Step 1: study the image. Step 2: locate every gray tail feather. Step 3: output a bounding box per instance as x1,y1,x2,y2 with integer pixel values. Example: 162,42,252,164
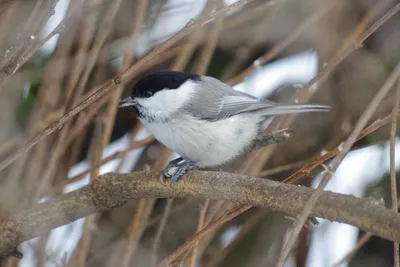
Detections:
259,104,330,116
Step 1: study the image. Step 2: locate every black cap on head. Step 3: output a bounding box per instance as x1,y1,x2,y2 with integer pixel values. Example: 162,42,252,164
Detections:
131,70,201,98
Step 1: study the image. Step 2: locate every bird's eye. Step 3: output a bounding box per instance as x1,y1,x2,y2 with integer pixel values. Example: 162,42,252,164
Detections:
145,91,153,97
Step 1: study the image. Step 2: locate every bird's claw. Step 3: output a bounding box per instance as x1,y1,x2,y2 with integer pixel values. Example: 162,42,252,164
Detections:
160,169,170,183
160,166,176,184
169,161,197,184
160,157,183,183
160,158,197,184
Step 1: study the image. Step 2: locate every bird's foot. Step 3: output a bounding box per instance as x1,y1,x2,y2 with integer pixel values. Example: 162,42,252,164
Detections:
169,161,198,184
160,157,184,183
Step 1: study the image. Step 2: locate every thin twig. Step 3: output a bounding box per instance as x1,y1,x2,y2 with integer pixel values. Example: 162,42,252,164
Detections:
303,1,400,93
169,0,214,71
223,0,278,31
0,0,59,71
121,199,155,267
332,232,373,267
390,81,400,267
205,210,267,267
73,0,124,106
259,158,314,177
275,58,400,267
283,109,400,184
113,124,146,172
188,201,234,264
151,199,174,266
0,0,19,55
333,196,400,266
0,0,81,91
191,0,224,74
73,116,105,267
64,95,114,147
147,199,196,227
120,146,170,265
157,205,251,267
0,136,21,158
171,31,202,71
64,0,99,101
337,0,394,56
22,0,45,32
228,1,336,85
99,0,149,190
187,199,210,267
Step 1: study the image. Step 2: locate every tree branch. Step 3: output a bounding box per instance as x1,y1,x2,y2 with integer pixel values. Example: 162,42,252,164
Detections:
0,171,399,257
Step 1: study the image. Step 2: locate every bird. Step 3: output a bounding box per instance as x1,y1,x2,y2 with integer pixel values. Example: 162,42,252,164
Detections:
120,69,330,183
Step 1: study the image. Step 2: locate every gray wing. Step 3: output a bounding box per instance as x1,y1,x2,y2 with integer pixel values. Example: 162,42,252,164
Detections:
185,76,329,121
184,76,261,120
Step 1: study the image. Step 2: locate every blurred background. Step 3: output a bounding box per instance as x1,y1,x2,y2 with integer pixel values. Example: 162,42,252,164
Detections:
0,0,399,266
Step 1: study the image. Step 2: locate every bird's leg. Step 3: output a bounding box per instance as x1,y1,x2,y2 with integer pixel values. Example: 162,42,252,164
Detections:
160,157,184,183
250,128,293,150
169,161,198,184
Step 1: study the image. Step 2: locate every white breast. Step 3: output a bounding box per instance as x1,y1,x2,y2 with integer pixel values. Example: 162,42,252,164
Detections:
142,114,260,167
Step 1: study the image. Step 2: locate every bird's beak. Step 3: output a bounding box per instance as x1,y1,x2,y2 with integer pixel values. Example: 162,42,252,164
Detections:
119,96,136,108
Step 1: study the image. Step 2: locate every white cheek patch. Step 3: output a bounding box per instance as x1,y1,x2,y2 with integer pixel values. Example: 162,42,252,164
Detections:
136,80,198,117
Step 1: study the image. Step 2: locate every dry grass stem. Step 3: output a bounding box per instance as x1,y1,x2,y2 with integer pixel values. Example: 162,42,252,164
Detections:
157,204,251,267
283,109,400,184
151,198,174,266
228,1,336,85
332,232,373,267
390,81,400,267
187,199,210,267
276,56,400,267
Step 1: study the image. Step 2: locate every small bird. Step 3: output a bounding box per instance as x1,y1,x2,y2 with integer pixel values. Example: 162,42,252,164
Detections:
120,70,329,183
